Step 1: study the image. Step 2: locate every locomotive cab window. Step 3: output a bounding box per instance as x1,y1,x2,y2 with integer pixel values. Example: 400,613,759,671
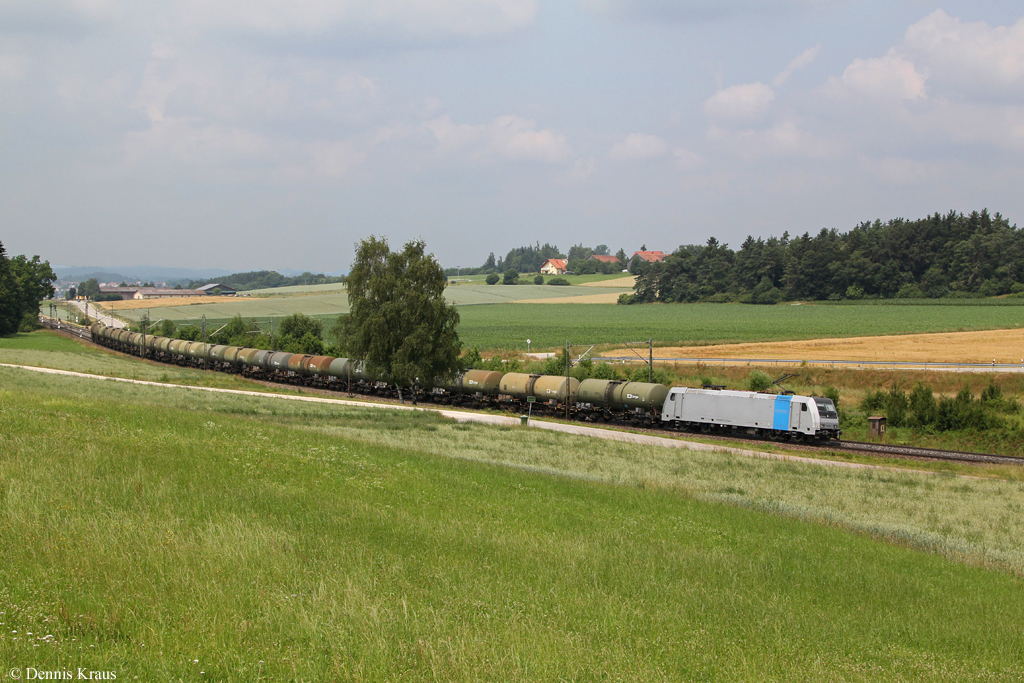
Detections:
801,403,807,412
814,398,838,419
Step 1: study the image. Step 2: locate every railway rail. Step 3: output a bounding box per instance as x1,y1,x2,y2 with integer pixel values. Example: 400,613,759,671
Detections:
48,320,1024,467
38,316,92,340
834,440,1024,466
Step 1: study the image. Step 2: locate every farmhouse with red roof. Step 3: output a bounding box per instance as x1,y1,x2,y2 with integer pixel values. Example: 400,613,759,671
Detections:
540,258,568,275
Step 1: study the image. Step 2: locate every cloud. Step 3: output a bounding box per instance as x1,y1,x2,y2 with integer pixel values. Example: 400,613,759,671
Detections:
0,55,27,81
608,132,668,160
903,10,1024,95
175,0,538,40
773,45,820,86
672,147,704,171
425,114,573,163
707,120,838,160
580,0,823,23
829,49,926,102
704,82,775,122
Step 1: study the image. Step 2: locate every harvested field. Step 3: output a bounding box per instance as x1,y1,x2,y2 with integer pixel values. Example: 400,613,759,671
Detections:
612,329,1024,364
93,295,269,311
580,276,635,288
515,291,625,304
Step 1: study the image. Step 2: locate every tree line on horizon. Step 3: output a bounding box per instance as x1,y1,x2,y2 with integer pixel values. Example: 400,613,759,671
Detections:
188,270,346,291
447,243,629,277
621,209,1023,305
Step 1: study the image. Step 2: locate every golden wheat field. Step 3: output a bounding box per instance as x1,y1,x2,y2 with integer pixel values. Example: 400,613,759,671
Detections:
608,328,1024,364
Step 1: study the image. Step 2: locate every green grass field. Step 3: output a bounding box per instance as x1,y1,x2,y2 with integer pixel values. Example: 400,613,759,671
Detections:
108,299,1024,351
2,367,1024,680
456,302,1024,350
0,331,301,393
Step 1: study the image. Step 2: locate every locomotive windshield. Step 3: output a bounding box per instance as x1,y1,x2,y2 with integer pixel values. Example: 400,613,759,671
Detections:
814,398,838,420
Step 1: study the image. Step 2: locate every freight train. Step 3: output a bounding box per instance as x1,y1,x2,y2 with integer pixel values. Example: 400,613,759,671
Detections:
89,323,841,441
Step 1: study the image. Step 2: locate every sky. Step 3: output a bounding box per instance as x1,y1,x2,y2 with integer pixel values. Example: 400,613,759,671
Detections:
3,1,1024,272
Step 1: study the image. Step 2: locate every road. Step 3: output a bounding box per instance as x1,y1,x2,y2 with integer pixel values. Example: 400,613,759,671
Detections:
67,300,126,328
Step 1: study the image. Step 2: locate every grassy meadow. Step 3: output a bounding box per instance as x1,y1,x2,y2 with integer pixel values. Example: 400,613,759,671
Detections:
0,331,300,394
2,366,1024,681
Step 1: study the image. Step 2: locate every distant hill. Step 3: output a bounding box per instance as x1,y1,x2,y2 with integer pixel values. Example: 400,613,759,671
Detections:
189,270,346,291
54,271,135,284
53,265,234,282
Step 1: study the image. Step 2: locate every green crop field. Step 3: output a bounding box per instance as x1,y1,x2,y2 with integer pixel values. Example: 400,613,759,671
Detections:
456,302,1024,350
101,296,1024,352
2,366,1023,680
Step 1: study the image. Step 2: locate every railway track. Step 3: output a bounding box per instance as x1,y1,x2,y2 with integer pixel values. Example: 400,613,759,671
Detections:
62,321,1024,467
834,440,1024,466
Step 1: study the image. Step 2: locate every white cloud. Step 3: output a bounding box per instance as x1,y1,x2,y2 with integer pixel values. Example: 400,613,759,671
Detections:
903,10,1024,94
773,45,820,86
306,140,367,179
672,147,704,171
608,132,667,160
175,0,537,39
708,120,837,160
829,49,926,102
561,156,598,186
0,55,26,81
425,114,573,163
704,82,775,122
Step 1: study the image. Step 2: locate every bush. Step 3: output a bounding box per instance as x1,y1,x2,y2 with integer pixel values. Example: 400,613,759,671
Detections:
908,383,937,426
461,346,483,370
18,312,41,332
823,386,840,407
936,387,996,431
279,312,323,340
629,366,673,385
485,274,499,285
885,385,909,427
860,389,886,414
590,363,620,380
548,277,570,286
534,275,544,285
158,319,177,337
503,269,519,285
747,370,773,392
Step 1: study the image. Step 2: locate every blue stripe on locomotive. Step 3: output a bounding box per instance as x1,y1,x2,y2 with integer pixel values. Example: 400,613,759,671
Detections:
773,395,792,430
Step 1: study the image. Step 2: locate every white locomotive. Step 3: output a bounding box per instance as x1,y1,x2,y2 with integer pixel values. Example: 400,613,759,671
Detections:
660,387,841,441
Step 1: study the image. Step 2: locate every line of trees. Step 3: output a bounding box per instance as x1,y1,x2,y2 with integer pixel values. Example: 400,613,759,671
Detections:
622,210,1023,304
0,241,56,335
189,270,345,291
447,243,628,277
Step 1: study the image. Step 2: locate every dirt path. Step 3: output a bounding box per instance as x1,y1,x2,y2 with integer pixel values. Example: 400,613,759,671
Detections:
606,328,1024,364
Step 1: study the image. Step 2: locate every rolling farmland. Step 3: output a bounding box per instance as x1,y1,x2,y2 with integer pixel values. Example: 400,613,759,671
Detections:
456,302,1024,350
97,286,1024,352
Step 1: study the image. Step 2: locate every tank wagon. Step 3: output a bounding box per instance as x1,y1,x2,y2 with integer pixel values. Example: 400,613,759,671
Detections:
88,323,840,441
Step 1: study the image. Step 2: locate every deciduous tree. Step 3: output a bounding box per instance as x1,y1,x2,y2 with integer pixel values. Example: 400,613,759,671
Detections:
334,237,461,396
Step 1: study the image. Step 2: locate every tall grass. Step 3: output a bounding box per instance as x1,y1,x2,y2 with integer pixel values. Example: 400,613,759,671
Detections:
3,370,1024,680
